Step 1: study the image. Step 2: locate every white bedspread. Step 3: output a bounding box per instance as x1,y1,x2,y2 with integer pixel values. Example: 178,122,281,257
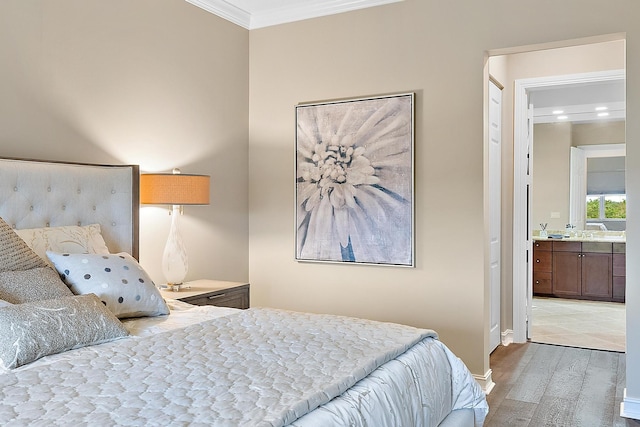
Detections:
0,303,488,426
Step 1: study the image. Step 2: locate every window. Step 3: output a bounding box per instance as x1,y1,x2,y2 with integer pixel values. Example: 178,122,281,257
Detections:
586,194,626,220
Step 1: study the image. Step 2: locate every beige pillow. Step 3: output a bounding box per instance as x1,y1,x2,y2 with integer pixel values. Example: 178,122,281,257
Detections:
0,294,129,369
0,267,73,304
15,224,110,264
0,217,48,272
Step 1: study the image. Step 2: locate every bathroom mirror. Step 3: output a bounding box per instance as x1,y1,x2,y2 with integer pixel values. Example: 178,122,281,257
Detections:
574,143,626,231
530,75,625,233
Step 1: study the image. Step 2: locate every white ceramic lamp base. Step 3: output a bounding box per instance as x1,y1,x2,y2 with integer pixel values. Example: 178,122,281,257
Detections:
162,205,188,287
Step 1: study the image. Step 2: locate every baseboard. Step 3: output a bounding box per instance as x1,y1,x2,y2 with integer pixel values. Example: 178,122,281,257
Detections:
474,369,495,395
501,329,514,346
621,389,640,420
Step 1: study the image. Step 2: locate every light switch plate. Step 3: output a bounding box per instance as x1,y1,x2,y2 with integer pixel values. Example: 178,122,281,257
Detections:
550,212,560,219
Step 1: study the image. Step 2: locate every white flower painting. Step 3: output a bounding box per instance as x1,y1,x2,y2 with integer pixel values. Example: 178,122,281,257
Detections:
296,93,414,266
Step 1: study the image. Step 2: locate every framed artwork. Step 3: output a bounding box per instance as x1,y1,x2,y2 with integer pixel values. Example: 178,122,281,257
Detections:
295,93,414,267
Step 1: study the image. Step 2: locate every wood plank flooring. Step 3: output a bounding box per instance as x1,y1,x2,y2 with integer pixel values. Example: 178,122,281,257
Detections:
485,342,640,426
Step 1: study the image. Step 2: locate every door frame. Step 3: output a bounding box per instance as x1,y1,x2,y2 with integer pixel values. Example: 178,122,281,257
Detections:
512,69,626,343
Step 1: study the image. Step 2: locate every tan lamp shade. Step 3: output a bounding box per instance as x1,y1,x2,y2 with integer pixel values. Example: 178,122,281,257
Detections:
140,173,210,205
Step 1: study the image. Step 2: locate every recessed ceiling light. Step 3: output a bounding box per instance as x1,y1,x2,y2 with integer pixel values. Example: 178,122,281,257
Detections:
595,106,608,111
552,110,564,114
597,112,610,117
557,115,568,120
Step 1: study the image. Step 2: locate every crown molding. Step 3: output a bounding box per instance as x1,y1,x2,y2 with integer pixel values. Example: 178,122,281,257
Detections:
250,0,403,29
185,0,251,29
186,0,403,30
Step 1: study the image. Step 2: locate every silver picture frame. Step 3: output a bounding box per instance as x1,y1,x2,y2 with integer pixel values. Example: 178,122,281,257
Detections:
295,93,415,267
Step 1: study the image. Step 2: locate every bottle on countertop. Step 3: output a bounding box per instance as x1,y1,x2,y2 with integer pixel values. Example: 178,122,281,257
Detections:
564,224,573,238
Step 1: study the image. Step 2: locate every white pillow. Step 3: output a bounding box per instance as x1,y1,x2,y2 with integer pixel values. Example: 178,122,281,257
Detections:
15,224,110,263
46,252,169,319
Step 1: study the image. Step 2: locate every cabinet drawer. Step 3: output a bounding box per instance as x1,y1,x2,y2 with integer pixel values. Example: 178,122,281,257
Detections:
181,287,249,309
582,242,612,254
533,251,552,272
533,272,552,294
553,241,582,252
613,242,626,253
533,240,552,251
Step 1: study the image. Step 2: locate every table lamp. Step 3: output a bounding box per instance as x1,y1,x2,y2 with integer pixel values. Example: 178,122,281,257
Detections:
140,168,210,290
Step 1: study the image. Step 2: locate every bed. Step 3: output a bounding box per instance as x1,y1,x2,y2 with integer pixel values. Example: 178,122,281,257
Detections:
0,157,488,426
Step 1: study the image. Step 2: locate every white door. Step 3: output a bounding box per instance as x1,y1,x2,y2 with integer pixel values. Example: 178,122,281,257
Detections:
526,104,534,340
489,80,502,352
570,147,587,230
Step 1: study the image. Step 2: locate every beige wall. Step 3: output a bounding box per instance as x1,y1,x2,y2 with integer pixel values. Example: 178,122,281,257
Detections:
249,0,640,386
532,123,573,231
0,0,250,283
573,121,626,146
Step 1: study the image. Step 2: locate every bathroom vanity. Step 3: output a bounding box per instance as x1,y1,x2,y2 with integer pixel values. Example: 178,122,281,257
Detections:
533,238,626,303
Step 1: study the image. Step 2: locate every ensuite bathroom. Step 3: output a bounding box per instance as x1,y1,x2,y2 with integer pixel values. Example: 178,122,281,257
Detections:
531,97,626,352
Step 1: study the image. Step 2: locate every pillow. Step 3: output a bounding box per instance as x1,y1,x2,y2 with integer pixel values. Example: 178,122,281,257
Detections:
0,267,73,304
0,294,129,369
0,300,12,308
47,252,169,319
0,217,48,272
15,223,110,263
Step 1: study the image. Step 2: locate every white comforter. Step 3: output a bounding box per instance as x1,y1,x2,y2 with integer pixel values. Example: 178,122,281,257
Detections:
0,302,488,426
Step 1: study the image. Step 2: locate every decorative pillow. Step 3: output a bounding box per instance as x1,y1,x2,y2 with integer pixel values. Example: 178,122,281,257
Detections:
0,217,48,272
0,294,129,369
47,252,169,319
15,224,110,263
0,267,73,304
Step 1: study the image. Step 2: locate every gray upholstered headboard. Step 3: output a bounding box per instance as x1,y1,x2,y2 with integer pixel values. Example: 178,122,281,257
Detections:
0,158,139,259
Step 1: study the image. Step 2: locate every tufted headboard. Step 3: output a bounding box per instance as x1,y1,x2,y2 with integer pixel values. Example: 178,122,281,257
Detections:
0,158,139,259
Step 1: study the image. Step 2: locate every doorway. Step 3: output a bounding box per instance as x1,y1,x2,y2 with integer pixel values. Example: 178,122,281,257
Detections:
515,70,626,352
487,38,626,352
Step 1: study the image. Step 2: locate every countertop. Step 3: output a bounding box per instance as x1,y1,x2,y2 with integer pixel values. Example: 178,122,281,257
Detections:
533,234,625,243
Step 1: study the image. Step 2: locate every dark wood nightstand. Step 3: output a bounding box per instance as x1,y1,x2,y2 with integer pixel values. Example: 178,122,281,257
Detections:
160,279,250,309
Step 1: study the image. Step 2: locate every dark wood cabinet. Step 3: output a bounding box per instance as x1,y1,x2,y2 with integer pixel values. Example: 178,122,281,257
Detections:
581,242,612,299
533,241,552,295
552,249,582,297
533,239,622,302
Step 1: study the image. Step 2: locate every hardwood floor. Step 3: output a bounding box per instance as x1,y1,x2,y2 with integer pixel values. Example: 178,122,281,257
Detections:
485,342,640,426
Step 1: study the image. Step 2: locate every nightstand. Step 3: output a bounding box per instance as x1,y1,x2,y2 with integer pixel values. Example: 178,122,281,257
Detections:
160,279,250,309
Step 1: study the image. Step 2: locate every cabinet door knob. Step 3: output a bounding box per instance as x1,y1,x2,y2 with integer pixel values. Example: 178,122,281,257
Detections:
536,259,540,263
536,280,540,284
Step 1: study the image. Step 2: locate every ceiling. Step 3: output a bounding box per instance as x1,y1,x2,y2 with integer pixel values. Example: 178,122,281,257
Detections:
185,0,403,29
530,79,626,124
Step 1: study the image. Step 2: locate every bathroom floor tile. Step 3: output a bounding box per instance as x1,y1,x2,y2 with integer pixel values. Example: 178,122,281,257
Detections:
530,297,625,352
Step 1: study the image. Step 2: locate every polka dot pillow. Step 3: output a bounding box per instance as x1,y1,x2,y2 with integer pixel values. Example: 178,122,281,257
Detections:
46,252,169,319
